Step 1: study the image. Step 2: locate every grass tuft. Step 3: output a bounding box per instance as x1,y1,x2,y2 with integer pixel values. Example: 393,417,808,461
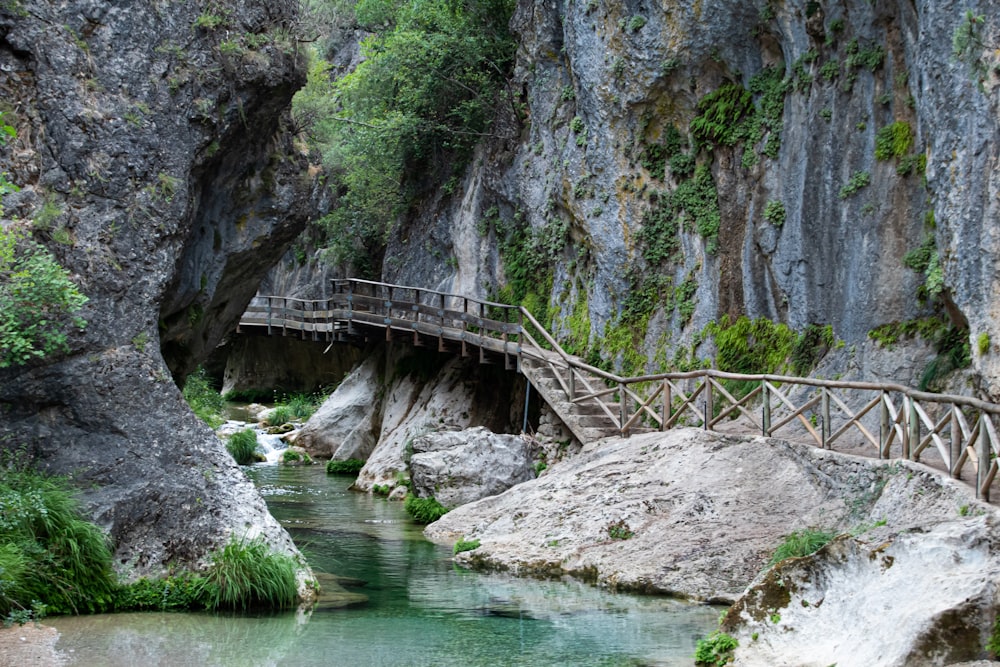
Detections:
404,495,449,524
226,429,259,465
199,536,299,611
326,458,365,475
769,529,836,566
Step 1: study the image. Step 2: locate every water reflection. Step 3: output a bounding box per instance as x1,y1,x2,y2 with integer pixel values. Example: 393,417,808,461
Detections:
51,465,719,666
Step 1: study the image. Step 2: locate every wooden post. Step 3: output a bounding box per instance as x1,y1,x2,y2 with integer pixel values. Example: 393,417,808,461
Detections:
762,382,771,437
880,391,889,459
907,398,918,461
281,297,287,336
704,376,713,431
568,367,576,400
662,381,671,432
950,408,961,478
619,382,628,437
821,388,831,449
977,414,990,499
266,296,272,336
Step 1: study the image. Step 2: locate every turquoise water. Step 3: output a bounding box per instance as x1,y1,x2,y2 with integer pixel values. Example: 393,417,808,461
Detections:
50,465,719,666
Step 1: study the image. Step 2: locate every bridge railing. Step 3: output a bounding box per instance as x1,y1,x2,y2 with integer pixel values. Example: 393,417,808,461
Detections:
238,279,1000,501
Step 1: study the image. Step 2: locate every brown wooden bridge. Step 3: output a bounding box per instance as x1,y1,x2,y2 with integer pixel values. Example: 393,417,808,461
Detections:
238,278,1000,502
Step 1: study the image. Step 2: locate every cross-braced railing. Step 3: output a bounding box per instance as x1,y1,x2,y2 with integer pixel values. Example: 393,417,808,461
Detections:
238,279,1000,501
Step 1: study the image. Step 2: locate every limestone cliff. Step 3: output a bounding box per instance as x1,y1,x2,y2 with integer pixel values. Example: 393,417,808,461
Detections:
0,0,313,579
364,0,999,397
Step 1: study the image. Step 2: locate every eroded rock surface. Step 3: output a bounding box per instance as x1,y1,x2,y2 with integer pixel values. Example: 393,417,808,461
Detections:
0,0,313,582
426,428,986,603
409,427,541,507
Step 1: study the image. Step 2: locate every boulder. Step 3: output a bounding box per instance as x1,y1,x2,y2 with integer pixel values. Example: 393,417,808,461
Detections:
426,428,990,603
724,518,1000,666
409,427,541,507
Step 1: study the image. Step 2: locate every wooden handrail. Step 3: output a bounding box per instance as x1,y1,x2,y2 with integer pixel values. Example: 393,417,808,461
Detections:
238,278,1000,501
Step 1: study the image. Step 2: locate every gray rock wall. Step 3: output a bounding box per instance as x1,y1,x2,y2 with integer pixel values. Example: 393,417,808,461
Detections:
0,0,313,579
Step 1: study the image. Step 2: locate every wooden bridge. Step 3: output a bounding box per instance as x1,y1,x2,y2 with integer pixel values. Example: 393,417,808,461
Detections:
238,279,1000,502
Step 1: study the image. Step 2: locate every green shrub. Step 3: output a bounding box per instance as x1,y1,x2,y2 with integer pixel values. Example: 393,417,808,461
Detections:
199,536,298,611
372,484,391,497
281,450,311,465
183,367,225,428
278,393,322,420
694,631,738,666
404,495,449,524
768,529,835,566
874,121,913,161
453,538,481,554
606,520,634,540
0,227,88,368
0,462,116,616
226,429,259,465
326,459,365,475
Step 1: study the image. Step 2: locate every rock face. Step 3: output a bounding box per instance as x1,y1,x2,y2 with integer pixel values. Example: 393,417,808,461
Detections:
725,519,1000,666
409,427,541,508
295,342,525,489
219,335,361,397
0,1,313,580
425,428,990,603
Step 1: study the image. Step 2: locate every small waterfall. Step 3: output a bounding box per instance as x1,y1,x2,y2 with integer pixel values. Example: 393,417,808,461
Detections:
219,420,290,465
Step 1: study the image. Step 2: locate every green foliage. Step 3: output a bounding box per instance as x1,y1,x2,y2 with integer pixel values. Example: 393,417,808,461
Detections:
282,450,311,464
987,616,1000,658
838,170,870,199
769,529,835,566
182,367,225,429
294,0,518,274
902,235,936,273
453,538,481,554
874,121,913,161
0,227,88,368
606,520,634,540
0,112,19,217
372,484,391,497
706,316,797,398
404,495,449,524
868,317,970,390
226,429,259,465
763,199,786,226
691,83,754,147
264,404,293,426
978,332,990,356
113,575,207,612
953,11,987,82
694,631,738,666
326,458,366,475
627,15,647,32
199,536,299,611
0,461,116,617
790,324,835,377
819,58,839,81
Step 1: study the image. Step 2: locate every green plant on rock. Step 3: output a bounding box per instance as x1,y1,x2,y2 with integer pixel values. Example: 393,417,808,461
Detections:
763,199,786,226
694,631,738,666
705,315,797,398
182,367,225,429
0,460,117,617
978,332,991,356
874,121,913,161
404,495,449,524
606,520,634,540
0,227,88,368
226,429,259,465
691,83,754,147
838,170,870,199
453,538,481,554
199,536,298,611
326,458,365,475
769,529,835,566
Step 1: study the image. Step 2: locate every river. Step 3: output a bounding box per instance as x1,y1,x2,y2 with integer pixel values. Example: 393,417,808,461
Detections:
49,464,719,666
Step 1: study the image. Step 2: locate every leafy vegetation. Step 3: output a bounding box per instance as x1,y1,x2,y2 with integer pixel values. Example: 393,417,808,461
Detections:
0,458,116,619
874,121,913,161
326,458,366,475
768,529,836,566
199,536,299,611
838,170,871,199
404,495,449,524
226,429,259,465
694,631,738,666
182,367,225,428
453,538,481,554
0,227,88,368
606,520,634,540
293,0,518,275
763,199,786,226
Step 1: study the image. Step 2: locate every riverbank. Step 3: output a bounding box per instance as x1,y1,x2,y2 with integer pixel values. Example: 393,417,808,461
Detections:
0,623,66,667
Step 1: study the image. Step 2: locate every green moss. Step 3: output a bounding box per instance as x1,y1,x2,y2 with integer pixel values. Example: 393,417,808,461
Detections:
453,538,481,554
705,316,798,398
978,332,990,356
